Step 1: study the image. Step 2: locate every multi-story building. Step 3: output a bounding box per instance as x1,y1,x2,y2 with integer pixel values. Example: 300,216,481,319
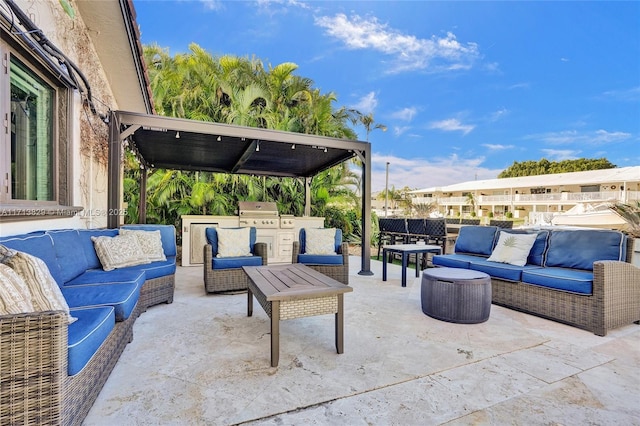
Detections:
408,166,640,221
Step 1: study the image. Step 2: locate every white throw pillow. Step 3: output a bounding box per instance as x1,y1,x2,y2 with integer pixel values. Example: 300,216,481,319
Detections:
2,251,76,324
305,228,337,255
92,234,150,271
216,227,252,257
487,231,537,266
119,229,166,262
0,263,34,315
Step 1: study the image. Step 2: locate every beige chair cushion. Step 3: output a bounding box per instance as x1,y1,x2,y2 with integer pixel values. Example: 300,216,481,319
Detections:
119,229,166,262
92,234,150,271
216,227,251,257
0,263,34,315
305,228,337,255
2,251,76,324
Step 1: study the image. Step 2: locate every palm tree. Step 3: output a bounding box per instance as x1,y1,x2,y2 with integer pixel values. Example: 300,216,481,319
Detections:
352,111,387,141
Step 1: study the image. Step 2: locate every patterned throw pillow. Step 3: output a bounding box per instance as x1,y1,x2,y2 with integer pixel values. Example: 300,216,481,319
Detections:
0,263,34,315
119,229,166,262
305,228,337,255
216,227,251,258
487,231,538,266
91,234,150,271
2,251,76,324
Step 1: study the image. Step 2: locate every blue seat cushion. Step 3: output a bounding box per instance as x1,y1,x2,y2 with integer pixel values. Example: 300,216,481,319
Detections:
454,226,499,256
113,257,176,280
120,224,177,257
46,230,89,284
212,255,263,270
469,259,543,282
64,268,146,287
545,229,626,270
298,254,344,265
61,282,140,321
0,233,64,286
432,254,484,269
67,306,115,376
521,267,593,294
78,229,119,269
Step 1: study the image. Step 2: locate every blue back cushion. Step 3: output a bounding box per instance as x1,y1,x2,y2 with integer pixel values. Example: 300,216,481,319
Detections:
205,227,256,256
120,224,177,257
299,228,342,254
46,230,89,284
454,226,499,256
0,233,64,285
545,229,626,270
78,229,119,269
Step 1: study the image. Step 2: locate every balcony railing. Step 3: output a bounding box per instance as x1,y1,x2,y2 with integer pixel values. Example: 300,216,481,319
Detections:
412,191,639,207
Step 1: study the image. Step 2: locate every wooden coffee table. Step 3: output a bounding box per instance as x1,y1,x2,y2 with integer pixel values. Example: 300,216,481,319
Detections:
242,263,353,367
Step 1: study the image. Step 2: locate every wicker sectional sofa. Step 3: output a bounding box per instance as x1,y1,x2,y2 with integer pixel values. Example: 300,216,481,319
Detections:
0,224,176,425
432,225,640,336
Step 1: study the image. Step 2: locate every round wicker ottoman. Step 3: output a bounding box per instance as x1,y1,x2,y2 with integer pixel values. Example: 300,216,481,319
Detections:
421,267,491,324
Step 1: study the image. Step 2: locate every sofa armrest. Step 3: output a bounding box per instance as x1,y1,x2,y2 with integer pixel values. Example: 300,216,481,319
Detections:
292,241,301,263
253,242,268,265
592,260,640,335
0,310,67,423
338,242,349,267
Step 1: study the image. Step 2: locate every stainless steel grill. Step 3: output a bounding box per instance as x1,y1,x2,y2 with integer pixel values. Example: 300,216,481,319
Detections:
238,201,280,228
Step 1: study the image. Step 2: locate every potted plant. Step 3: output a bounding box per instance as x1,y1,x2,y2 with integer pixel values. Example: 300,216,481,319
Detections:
611,201,640,267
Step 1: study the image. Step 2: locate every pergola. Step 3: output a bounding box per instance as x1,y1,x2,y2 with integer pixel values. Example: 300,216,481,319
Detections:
108,110,373,275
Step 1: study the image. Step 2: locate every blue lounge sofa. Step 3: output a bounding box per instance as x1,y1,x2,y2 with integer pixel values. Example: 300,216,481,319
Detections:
432,225,640,336
0,224,176,426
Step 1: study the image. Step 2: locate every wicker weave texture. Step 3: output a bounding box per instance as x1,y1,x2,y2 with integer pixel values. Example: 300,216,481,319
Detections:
203,243,268,293
491,256,640,336
139,275,175,311
280,296,338,320
1,311,66,426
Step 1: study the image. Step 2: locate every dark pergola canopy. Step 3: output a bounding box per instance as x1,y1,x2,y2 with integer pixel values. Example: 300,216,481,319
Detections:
108,110,373,275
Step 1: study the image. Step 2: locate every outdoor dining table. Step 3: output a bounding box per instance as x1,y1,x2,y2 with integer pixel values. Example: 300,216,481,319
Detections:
382,243,443,287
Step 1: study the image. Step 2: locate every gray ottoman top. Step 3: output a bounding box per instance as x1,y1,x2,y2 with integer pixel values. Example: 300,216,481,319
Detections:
423,267,489,281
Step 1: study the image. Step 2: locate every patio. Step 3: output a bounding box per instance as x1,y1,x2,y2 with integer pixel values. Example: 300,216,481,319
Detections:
84,257,639,425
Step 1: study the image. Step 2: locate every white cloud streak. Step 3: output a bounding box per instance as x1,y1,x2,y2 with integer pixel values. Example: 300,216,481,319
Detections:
482,143,514,151
429,118,475,135
315,14,480,73
351,91,378,114
370,153,501,192
390,107,417,122
528,129,632,145
541,149,580,160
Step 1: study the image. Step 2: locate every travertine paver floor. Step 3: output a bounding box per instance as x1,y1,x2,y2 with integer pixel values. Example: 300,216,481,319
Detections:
84,257,640,425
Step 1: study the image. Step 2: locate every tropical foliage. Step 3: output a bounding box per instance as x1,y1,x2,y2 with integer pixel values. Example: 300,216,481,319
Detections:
498,158,616,178
124,44,383,244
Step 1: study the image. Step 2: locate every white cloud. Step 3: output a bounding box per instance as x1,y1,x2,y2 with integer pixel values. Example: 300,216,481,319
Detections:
602,86,640,102
541,149,580,160
351,91,378,114
482,143,514,151
490,108,509,122
528,129,632,145
393,126,411,137
198,0,224,11
315,14,480,73
370,153,500,192
390,107,417,122
429,118,475,135
508,82,530,90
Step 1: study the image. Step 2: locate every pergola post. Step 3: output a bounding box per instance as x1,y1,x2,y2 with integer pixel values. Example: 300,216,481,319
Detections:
107,111,121,229
139,165,148,223
358,144,373,275
304,177,311,216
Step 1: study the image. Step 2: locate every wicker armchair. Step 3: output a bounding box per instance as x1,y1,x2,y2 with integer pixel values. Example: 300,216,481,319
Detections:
292,228,349,285
203,227,267,293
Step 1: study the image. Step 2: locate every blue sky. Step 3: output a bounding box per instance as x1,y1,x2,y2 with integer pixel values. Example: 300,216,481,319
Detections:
133,0,640,192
